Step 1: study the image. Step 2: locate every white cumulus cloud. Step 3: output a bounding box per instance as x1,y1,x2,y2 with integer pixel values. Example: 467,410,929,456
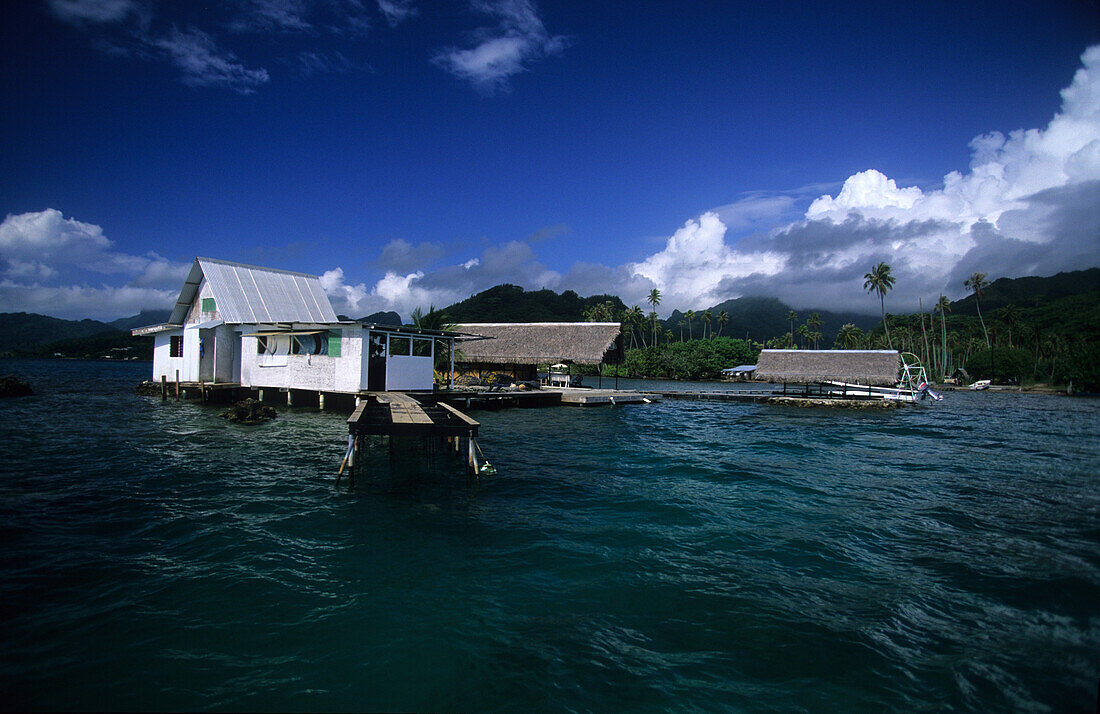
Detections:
0,209,189,320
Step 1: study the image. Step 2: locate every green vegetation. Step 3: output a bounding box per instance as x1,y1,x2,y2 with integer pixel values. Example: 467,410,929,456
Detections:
840,269,1100,390
605,337,758,380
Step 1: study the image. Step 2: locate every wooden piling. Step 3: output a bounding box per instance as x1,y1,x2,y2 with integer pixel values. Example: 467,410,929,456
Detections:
160,375,167,401
175,369,180,401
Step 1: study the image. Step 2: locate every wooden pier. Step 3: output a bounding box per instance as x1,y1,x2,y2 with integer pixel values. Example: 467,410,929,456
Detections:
341,391,485,484
554,388,660,405
655,390,773,403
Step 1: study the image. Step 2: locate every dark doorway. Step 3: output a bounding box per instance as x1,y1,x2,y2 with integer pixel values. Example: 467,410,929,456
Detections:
368,332,387,391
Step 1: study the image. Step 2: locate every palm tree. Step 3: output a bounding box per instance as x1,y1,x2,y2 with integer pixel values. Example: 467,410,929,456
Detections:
647,288,662,346
678,320,685,342
717,310,729,338
965,272,991,348
702,309,713,339
685,310,695,340
787,310,798,346
863,262,896,349
796,323,809,349
937,295,951,380
806,312,823,349
836,323,863,349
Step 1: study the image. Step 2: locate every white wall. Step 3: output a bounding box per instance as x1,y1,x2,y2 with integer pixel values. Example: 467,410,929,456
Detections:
240,327,364,393
151,330,186,382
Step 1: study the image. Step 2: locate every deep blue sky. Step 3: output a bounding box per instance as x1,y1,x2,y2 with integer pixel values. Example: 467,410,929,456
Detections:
2,1,1098,319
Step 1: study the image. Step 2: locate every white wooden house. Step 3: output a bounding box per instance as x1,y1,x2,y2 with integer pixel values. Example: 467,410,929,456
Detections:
133,258,456,393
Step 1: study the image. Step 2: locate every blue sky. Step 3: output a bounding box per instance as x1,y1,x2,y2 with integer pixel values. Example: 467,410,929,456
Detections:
1,0,1098,321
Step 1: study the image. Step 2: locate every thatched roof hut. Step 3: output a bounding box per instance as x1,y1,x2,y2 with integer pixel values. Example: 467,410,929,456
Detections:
455,322,622,366
754,349,900,386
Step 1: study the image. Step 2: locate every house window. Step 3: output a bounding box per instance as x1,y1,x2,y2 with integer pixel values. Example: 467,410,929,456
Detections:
257,336,268,354
389,336,410,356
170,335,183,358
327,330,341,357
201,297,216,312
412,337,432,357
292,333,327,355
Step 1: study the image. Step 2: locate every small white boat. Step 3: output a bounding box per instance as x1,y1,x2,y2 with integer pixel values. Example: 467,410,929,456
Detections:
969,379,991,391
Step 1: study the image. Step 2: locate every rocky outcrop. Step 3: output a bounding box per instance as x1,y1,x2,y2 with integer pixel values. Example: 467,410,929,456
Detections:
220,398,278,424
134,380,162,396
0,375,33,398
766,396,902,409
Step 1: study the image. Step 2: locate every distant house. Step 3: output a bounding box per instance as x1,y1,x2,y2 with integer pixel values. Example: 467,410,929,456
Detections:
454,322,623,382
753,349,901,386
133,258,458,393
721,364,757,380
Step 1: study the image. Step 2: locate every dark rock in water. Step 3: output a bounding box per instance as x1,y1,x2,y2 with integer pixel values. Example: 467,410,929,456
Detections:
221,398,278,424
135,380,163,396
0,375,33,398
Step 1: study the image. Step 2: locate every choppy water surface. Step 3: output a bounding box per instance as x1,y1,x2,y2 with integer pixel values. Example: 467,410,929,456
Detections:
1,360,1097,712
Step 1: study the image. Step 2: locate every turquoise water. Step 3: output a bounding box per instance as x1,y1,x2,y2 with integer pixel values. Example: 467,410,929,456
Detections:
1,359,1097,712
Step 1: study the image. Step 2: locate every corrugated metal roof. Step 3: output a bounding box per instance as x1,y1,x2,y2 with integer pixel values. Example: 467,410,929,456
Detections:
168,258,338,325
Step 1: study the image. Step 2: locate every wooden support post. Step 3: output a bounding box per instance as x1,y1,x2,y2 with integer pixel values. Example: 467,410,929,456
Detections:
258,389,264,402
200,379,206,404
160,375,167,401
175,369,180,401
287,390,294,407
318,393,325,411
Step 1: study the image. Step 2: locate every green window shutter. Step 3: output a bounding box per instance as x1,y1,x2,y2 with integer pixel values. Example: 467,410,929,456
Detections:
328,330,341,357
201,297,216,312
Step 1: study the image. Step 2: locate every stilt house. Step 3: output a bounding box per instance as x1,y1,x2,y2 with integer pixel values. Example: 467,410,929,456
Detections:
133,258,457,393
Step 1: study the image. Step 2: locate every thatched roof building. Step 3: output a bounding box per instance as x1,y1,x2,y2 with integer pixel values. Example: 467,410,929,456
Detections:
455,322,622,366
754,349,900,387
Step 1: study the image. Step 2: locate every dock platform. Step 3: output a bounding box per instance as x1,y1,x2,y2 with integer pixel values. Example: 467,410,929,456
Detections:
553,388,660,405
655,390,773,403
349,392,479,438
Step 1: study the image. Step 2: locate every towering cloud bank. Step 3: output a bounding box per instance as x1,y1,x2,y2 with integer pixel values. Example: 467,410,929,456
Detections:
627,45,1100,314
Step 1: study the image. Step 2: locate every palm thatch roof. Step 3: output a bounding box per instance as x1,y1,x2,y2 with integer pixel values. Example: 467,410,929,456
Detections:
455,322,621,366
754,350,900,386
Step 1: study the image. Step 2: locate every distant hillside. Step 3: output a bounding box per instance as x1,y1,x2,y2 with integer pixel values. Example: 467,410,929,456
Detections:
664,297,879,346
951,268,1100,315
443,284,627,322
0,313,116,353
359,310,402,326
109,309,172,331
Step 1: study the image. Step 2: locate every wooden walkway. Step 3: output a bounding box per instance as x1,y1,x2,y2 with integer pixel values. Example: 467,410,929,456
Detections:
349,392,479,438
554,389,660,405
654,390,774,403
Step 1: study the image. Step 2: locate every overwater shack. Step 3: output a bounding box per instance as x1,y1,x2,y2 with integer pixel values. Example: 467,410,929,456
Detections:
753,349,916,402
454,322,623,385
133,258,461,399
754,349,901,387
